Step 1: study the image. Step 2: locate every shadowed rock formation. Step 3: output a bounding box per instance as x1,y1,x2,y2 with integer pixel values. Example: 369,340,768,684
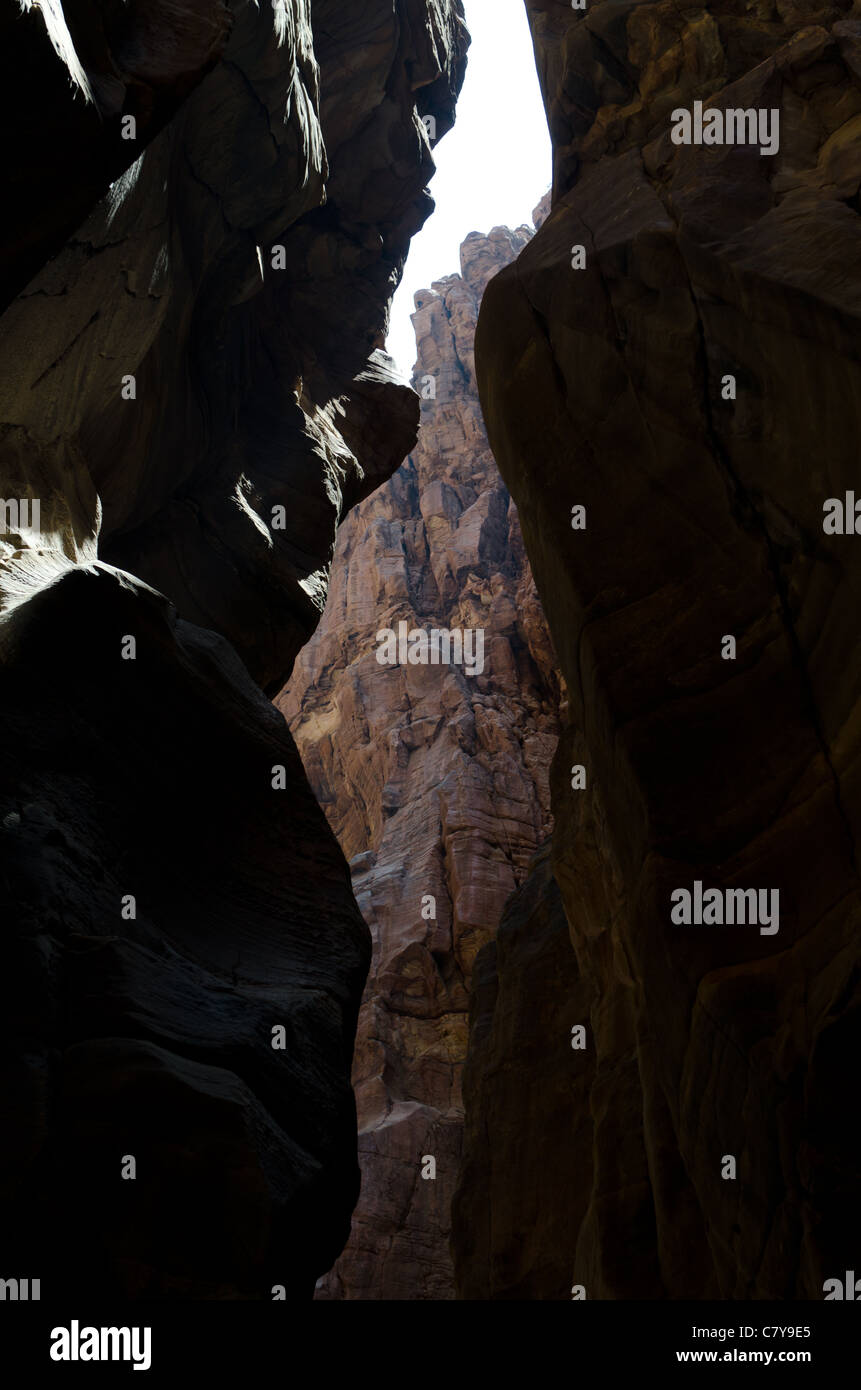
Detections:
455,840,594,1301
453,1,861,1299
0,0,233,312
279,223,560,1298
0,0,466,1299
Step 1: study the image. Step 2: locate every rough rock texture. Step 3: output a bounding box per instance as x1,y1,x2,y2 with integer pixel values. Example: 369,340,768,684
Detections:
0,0,233,311
279,223,560,1299
0,0,466,1299
454,0,861,1299
455,841,593,1301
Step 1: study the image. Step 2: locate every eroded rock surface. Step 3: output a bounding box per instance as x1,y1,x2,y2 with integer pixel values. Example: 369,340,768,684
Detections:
454,840,593,1301
280,223,560,1299
0,0,466,1299
454,0,861,1299
0,0,233,311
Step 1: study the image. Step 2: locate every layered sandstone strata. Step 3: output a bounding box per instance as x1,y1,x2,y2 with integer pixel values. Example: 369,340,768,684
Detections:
454,0,861,1299
0,0,467,1298
280,222,560,1298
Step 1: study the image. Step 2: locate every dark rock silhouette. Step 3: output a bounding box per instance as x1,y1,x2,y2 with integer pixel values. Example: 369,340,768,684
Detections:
0,0,466,1299
454,0,861,1299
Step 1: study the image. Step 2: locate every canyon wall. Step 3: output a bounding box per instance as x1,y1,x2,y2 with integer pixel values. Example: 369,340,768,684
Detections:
453,0,861,1298
279,222,560,1298
0,0,466,1299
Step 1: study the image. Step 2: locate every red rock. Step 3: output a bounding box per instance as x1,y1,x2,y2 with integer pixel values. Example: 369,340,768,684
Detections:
454,0,861,1301
280,221,561,1299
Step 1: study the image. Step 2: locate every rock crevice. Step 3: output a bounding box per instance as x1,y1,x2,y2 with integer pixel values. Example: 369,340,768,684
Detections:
281,220,561,1299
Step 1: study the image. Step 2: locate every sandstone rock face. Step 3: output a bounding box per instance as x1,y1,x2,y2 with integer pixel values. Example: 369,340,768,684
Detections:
280,223,560,1298
0,0,232,311
454,0,861,1299
454,840,594,1301
0,0,466,1299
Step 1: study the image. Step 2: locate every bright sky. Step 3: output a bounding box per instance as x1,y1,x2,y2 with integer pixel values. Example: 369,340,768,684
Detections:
385,0,551,376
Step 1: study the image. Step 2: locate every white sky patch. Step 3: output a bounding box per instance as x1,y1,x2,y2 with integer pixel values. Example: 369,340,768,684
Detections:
385,0,551,377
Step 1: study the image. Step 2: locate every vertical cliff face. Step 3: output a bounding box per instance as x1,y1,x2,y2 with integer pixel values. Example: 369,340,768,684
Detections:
279,223,560,1298
0,0,467,1299
454,1,861,1298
